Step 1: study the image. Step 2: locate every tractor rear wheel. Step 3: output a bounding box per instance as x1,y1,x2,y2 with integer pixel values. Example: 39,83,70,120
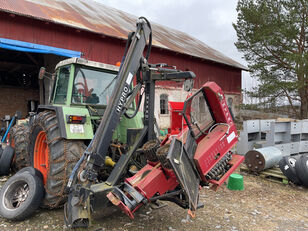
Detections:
28,111,85,208
10,124,30,171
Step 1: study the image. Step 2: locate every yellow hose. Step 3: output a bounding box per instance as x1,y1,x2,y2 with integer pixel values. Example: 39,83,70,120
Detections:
105,156,116,167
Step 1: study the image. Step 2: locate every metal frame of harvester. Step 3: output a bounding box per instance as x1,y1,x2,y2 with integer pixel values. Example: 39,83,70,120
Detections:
64,17,244,229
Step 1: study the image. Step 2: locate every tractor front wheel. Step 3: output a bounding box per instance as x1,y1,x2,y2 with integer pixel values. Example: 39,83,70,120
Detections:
28,111,85,208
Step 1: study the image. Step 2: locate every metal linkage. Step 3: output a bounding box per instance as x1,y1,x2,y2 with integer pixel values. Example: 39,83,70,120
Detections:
107,183,147,219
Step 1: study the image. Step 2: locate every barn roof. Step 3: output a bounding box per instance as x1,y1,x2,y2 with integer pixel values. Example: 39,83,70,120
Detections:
0,0,247,70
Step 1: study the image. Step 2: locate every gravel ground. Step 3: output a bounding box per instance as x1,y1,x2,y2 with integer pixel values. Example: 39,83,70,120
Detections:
0,167,307,231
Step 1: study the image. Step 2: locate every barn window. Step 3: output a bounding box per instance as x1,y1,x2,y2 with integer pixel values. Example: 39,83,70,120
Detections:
227,97,233,108
160,94,169,114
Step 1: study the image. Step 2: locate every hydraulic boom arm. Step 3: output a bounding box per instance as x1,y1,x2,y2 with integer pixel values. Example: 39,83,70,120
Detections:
64,16,243,230
64,17,196,228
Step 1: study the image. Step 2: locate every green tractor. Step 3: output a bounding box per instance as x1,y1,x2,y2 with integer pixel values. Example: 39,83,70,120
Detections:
11,57,144,208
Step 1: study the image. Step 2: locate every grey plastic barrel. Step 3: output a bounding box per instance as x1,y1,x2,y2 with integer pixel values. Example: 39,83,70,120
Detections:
245,146,282,172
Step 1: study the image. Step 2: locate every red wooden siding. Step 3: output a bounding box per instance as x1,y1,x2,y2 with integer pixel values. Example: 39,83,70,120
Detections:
0,12,241,94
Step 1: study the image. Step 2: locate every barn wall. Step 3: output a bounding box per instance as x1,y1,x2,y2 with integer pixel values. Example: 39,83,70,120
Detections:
154,87,241,129
0,86,39,118
150,51,242,94
0,12,126,68
0,12,242,95
154,87,192,128
0,12,243,129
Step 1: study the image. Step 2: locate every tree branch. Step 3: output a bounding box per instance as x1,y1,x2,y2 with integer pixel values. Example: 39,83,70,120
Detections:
281,87,300,118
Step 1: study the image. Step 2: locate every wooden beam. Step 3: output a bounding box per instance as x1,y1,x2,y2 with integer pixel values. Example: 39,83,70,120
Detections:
25,52,39,66
0,61,36,72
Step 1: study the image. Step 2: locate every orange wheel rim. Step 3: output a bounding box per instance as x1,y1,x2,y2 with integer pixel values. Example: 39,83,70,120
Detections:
10,134,15,162
10,133,15,148
34,131,49,185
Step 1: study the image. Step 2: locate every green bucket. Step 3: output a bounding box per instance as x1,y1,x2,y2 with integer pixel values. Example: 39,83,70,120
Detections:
227,173,244,191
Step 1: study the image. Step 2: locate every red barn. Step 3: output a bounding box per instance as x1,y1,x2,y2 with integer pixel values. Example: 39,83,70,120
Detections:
0,0,246,127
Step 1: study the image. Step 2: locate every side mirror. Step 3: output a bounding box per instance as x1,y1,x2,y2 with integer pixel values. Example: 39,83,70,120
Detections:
38,67,46,80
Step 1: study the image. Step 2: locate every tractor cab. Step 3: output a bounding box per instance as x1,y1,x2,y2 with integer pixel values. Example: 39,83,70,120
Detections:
52,58,119,111
37,58,143,144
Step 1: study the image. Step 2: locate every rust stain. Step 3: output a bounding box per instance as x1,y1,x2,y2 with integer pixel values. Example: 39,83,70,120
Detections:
0,0,247,70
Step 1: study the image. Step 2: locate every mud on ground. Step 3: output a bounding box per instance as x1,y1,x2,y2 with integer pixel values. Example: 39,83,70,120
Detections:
0,167,307,231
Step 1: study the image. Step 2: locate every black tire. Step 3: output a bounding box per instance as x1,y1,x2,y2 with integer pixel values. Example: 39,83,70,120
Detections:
142,140,160,162
156,144,172,169
10,124,30,171
0,146,15,176
279,155,302,185
0,172,44,221
28,110,85,208
295,155,308,187
16,167,44,182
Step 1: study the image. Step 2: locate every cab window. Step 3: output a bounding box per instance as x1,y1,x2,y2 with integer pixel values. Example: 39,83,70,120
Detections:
53,66,70,104
72,67,117,106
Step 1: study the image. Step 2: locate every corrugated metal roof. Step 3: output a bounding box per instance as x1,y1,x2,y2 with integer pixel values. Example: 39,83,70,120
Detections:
0,0,247,70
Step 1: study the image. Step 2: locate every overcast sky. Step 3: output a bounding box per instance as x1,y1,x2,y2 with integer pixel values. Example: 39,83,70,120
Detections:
95,0,253,91
96,0,242,63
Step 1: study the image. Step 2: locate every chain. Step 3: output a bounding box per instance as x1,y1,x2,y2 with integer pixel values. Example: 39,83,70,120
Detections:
29,111,84,208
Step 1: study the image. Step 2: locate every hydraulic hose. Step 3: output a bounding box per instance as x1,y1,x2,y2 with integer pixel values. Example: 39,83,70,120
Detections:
67,154,85,189
138,16,152,60
2,116,15,143
124,92,143,119
67,135,95,188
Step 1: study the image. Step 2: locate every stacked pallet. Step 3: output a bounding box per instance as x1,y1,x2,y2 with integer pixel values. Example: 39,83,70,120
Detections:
237,119,308,157
240,165,288,185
